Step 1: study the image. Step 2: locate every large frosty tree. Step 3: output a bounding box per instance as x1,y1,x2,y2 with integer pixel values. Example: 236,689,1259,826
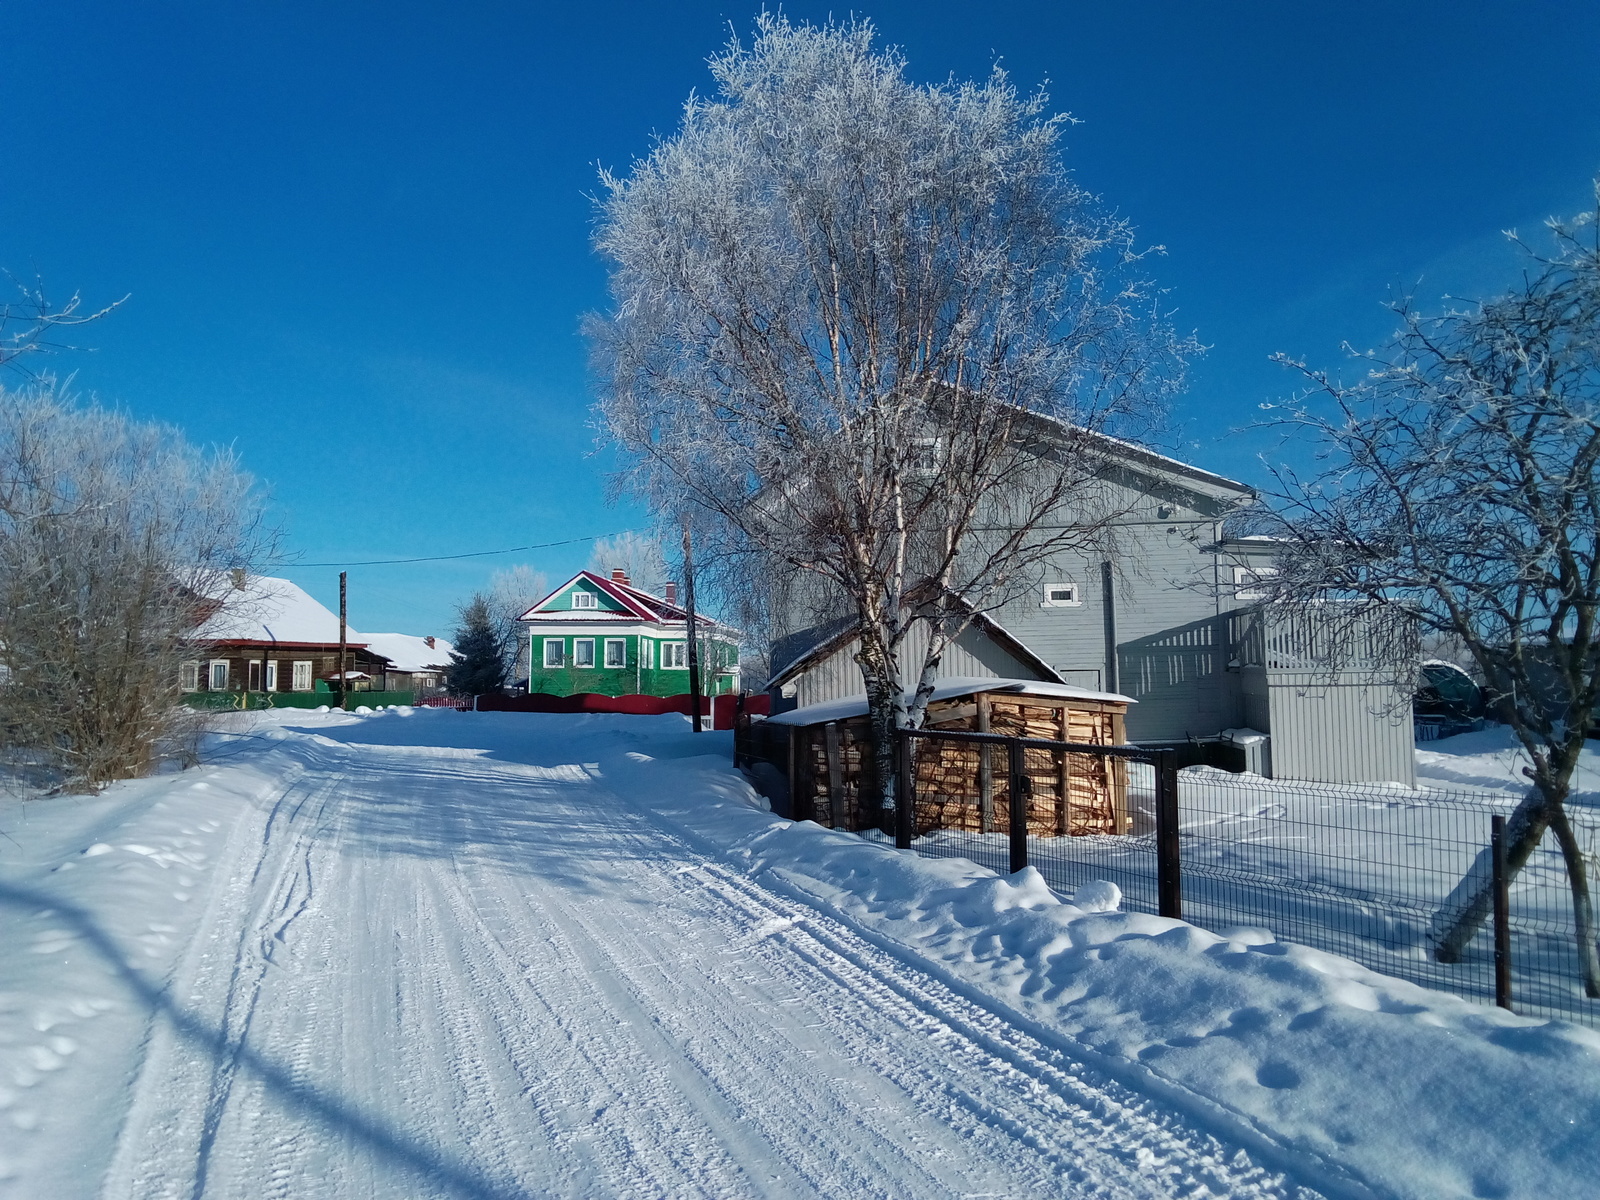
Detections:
591,16,1191,804
1266,182,1600,995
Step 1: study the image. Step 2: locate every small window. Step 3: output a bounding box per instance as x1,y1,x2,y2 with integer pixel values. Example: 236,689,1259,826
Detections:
604,638,626,668
292,660,313,691
662,641,687,669
1234,566,1278,600
571,591,597,609
910,436,942,477
641,640,654,670
1041,582,1080,608
544,639,565,668
574,638,595,668
179,661,200,691
208,659,230,690
265,660,278,691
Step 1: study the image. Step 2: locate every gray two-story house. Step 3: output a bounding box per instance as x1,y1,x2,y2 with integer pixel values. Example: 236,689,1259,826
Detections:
765,433,1415,785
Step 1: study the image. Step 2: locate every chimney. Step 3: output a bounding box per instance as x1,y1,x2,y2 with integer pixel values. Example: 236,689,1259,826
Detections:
611,568,629,586
665,581,677,605
424,636,435,649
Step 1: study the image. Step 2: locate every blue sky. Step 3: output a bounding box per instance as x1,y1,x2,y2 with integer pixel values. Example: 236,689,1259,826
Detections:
3,2,1596,636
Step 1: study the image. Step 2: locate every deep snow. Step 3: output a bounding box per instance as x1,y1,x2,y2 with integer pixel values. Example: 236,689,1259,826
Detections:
0,711,1596,1199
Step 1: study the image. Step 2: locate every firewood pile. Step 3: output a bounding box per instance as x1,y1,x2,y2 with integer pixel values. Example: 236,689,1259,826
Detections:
791,689,1130,837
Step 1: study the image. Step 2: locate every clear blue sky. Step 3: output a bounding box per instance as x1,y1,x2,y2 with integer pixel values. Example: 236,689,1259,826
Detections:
3,2,1596,637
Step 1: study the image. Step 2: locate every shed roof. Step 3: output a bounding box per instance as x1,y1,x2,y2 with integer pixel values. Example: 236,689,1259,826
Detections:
362,632,454,672
763,677,1134,727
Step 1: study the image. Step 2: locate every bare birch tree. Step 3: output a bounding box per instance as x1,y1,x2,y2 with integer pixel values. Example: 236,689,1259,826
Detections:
591,16,1192,805
0,385,274,789
1264,182,1600,995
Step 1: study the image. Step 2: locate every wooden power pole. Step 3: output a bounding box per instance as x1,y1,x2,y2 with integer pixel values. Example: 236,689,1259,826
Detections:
339,570,349,711
682,520,703,733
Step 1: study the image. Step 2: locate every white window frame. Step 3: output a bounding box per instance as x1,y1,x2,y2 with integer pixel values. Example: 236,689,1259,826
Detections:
573,638,595,668
910,435,943,478
641,639,654,670
179,661,200,691
571,590,597,609
291,660,313,692
662,641,687,669
208,659,229,690
604,638,626,668
544,639,565,668
265,660,278,691
1234,566,1278,601
1041,582,1081,608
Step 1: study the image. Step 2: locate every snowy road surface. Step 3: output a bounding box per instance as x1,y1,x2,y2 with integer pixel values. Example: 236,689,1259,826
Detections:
10,713,1313,1200
7,711,1600,1200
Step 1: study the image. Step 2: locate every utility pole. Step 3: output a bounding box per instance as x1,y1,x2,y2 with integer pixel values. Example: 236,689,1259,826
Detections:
682,519,703,733
339,571,349,712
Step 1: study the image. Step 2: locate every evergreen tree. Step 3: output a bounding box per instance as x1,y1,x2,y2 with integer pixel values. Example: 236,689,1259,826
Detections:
446,594,506,697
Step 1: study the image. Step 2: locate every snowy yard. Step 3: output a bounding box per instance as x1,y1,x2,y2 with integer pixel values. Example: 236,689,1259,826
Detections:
909,728,1600,1025
1,710,1598,1199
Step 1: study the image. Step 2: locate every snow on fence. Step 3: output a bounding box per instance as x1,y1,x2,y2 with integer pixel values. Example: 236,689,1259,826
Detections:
745,721,1600,1029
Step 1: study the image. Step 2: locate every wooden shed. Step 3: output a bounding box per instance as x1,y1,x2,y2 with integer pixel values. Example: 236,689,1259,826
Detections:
762,678,1135,838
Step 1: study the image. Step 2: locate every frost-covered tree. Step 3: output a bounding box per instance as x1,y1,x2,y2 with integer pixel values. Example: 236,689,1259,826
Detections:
0,385,274,788
587,532,668,593
1,278,122,378
487,564,546,684
446,594,507,697
1265,182,1600,995
591,16,1191,805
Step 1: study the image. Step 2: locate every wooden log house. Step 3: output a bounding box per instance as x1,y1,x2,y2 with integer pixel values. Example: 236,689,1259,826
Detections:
762,679,1134,838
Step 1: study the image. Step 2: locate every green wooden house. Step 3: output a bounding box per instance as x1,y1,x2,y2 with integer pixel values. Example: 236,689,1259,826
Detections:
518,569,740,698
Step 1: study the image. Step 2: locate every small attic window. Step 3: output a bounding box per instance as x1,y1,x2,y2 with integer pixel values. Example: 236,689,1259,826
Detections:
1041,583,1081,608
571,591,597,609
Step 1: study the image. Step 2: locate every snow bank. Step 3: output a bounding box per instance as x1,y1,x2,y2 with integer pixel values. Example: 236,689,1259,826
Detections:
589,720,1600,1200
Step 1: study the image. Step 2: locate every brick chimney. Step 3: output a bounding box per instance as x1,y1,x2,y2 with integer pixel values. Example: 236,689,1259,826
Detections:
611,568,629,586
664,581,677,605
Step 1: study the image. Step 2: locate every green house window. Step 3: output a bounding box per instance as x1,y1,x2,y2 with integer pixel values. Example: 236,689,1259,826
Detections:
604,638,626,668
574,638,595,668
544,640,564,668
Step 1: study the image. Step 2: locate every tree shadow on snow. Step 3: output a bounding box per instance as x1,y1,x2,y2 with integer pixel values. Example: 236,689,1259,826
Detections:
0,880,530,1200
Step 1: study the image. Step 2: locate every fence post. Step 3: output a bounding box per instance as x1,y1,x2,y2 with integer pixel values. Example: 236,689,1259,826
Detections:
1008,737,1029,875
1155,749,1182,920
1492,814,1513,1011
894,730,914,849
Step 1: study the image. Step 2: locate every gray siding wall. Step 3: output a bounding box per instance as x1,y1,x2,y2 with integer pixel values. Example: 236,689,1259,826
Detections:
1266,674,1416,786
994,521,1244,741
791,620,1044,708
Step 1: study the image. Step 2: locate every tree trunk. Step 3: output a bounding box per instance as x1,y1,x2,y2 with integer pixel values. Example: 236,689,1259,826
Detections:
1431,786,1549,962
1547,803,1600,998
855,634,901,826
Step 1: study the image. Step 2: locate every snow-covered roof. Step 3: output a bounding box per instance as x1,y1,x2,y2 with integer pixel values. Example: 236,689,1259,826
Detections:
764,677,1134,726
362,632,454,673
194,576,366,647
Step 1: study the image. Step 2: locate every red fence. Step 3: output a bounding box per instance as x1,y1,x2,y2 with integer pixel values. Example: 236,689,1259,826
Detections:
464,691,769,730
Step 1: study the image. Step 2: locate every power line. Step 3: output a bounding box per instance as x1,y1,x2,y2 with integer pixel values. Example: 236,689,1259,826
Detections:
295,531,635,568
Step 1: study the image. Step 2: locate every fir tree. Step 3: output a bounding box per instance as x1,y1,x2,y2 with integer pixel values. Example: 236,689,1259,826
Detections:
446,594,506,697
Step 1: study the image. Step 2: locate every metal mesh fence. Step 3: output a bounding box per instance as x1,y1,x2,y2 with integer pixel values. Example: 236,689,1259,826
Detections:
883,728,1600,1029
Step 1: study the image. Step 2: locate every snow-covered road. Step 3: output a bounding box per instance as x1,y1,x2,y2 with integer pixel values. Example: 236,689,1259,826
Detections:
36,714,1306,1199
7,710,1600,1200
